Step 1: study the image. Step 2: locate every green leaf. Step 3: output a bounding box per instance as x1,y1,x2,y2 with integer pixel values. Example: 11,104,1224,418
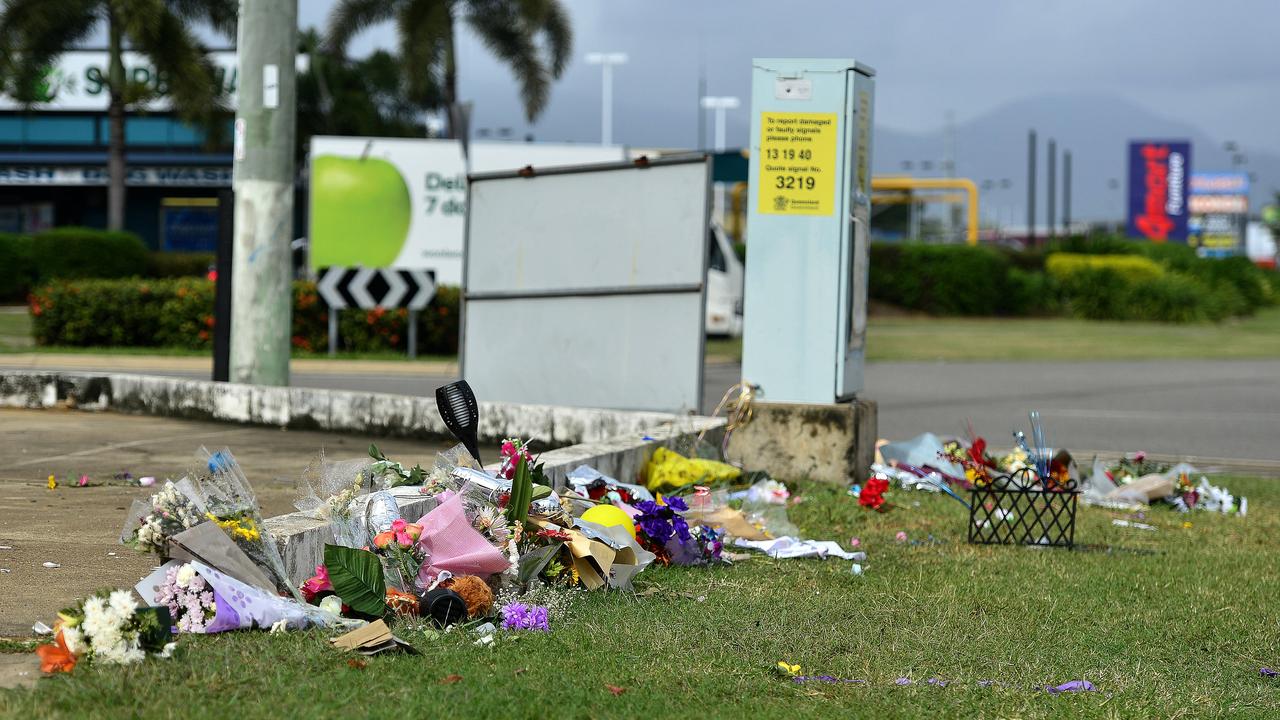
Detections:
531,483,552,501
133,606,173,654
517,543,563,585
323,545,388,618
368,443,386,461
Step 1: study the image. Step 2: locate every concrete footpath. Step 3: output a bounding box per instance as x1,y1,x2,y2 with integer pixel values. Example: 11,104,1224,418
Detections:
0,408,463,635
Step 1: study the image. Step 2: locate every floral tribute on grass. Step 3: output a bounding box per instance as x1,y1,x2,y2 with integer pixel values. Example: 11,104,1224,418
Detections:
35,391,862,675
35,590,173,673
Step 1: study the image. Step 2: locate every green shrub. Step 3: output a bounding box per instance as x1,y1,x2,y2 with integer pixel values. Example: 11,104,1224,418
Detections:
148,252,215,278
1056,267,1133,320
0,233,35,301
29,277,460,355
869,243,1015,315
1004,267,1059,316
29,227,149,280
1046,253,1164,283
1124,273,1217,323
1049,235,1142,256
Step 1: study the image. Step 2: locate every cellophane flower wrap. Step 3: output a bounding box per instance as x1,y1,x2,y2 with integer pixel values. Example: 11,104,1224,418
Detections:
194,448,301,600
156,563,218,633
137,560,334,633
120,478,206,557
294,451,381,548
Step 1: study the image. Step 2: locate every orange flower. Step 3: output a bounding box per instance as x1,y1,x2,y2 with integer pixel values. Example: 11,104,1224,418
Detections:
372,530,396,550
35,631,77,674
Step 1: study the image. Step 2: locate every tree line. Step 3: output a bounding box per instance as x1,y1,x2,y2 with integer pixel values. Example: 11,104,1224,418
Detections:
0,0,572,230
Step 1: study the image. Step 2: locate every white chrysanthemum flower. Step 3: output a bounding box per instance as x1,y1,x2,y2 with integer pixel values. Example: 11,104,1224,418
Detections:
175,564,197,589
109,590,138,617
61,626,84,655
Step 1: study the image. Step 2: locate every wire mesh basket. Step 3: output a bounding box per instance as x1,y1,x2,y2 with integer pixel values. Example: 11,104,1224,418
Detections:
967,468,1079,548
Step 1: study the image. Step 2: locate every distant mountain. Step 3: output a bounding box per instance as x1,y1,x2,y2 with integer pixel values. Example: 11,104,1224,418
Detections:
872,93,1279,224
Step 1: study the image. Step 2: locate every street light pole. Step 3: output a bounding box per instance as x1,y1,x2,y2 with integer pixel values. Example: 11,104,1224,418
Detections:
585,52,627,146
700,96,740,153
230,0,297,386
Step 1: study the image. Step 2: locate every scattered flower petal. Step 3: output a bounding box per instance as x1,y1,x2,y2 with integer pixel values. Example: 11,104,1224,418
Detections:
606,684,627,696
440,674,463,684
1046,680,1096,694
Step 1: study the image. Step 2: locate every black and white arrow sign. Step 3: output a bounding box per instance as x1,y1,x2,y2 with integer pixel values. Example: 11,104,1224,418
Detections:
318,267,436,310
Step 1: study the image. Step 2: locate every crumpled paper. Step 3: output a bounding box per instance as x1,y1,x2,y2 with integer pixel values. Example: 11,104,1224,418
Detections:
733,536,864,561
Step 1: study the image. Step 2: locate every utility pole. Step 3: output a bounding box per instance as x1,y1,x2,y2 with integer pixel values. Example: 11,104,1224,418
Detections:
585,52,627,146
229,0,297,386
1047,139,1056,242
1063,150,1072,236
1026,130,1036,244
700,96,740,153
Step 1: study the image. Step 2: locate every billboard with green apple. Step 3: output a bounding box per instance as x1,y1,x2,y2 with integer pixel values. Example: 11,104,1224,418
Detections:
308,136,468,284
308,137,627,285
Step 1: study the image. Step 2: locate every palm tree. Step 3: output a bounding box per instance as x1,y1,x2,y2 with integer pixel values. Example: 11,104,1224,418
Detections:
296,27,428,165
324,0,571,135
0,0,236,231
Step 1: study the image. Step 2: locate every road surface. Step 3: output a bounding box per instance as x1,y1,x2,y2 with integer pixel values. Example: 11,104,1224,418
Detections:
2,356,1278,462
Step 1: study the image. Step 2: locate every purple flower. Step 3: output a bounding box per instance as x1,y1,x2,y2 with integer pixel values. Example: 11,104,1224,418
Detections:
500,602,550,632
665,496,688,512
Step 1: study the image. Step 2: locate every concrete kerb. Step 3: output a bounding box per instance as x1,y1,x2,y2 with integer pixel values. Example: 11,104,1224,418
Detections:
0,370,726,583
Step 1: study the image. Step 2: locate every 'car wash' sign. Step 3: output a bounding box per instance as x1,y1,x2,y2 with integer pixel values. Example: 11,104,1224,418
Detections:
0,165,231,187
1127,139,1191,242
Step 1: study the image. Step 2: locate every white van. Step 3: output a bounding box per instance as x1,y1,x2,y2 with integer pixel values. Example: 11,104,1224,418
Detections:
706,222,744,336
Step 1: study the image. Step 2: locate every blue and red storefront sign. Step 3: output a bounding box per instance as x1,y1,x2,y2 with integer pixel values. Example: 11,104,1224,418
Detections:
1127,140,1191,242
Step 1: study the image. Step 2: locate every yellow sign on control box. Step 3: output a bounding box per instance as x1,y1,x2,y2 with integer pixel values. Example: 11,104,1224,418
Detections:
757,111,838,216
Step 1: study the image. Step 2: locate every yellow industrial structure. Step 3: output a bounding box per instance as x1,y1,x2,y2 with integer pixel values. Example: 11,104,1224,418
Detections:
871,176,980,245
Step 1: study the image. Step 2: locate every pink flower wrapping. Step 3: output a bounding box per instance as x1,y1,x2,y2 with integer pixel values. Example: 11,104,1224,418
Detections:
415,493,511,589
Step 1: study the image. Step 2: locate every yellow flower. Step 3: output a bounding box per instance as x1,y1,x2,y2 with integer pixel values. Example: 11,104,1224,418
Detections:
777,661,801,676
47,475,57,490
1182,521,1193,529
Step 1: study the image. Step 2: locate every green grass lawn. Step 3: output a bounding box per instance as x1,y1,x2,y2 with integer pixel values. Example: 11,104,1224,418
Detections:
3,478,1277,718
710,306,1280,363
8,306,1280,363
0,310,32,350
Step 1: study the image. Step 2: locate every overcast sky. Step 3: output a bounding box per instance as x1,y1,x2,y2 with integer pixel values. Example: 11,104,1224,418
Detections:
300,0,1280,156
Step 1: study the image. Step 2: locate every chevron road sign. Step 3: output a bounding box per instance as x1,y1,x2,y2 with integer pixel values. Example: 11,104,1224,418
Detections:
317,267,436,310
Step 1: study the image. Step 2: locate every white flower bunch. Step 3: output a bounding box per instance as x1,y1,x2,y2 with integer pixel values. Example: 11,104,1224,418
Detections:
131,481,203,555
76,591,146,664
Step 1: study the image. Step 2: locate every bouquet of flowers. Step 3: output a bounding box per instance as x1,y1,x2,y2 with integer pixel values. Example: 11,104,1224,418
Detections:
633,496,722,566
372,519,425,590
857,476,891,510
138,560,335,632
497,438,535,480
156,563,218,633
121,479,205,556
35,590,174,673
195,448,299,600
